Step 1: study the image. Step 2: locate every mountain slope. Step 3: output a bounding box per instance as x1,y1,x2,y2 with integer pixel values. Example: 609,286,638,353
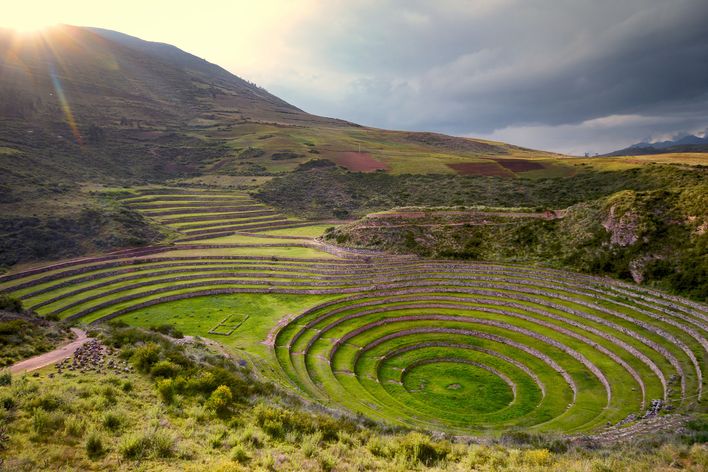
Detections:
0,25,562,189
0,25,335,127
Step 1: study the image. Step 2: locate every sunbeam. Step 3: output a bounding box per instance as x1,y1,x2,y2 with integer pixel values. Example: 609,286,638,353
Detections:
48,60,82,145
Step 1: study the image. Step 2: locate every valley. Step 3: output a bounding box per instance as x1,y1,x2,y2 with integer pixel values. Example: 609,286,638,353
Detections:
0,22,706,472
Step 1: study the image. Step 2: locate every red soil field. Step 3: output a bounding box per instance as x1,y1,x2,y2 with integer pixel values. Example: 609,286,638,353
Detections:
446,161,511,177
490,158,545,172
333,152,388,172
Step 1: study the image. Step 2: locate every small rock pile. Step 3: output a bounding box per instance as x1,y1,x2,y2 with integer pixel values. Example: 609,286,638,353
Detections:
643,399,663,418
52,340,133,377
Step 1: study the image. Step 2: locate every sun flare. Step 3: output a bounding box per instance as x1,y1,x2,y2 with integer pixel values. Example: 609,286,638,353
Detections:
1,12,57,33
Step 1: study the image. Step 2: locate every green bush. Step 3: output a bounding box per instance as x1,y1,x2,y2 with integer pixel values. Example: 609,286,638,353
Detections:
253,403,356,441
0,294,23,313
301,432,322,458
149,324,184,339
318,451,337,472
186,371,217,394
230,444,251,464
85,430,105,459
102,410,124,432
28,393,63,412
206,385,233,416
394,432,450,467
684,417,708,444
0,370,11,386
31,408,64,436
150,360,179,379
156,378,176,404
238,424,265,449
0,395,16,410
119,429,174,460
0,319,29,336
131,342,161,372
64,414,86,437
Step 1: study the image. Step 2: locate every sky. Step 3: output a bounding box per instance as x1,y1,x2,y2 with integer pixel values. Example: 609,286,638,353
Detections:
2,0,708,155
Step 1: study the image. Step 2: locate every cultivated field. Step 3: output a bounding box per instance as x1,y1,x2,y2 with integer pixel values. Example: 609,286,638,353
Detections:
1,187,705,436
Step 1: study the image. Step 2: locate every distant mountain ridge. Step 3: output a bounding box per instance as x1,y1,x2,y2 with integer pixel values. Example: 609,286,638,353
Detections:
606,133,708,156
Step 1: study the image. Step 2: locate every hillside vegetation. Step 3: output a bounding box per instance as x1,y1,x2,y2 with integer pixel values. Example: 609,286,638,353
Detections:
323,185,708,301
0,296,72,367
256,164,706,219
1,323,706,471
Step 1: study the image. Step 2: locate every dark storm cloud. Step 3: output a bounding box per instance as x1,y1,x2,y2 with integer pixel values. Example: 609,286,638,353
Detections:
263,0,708,153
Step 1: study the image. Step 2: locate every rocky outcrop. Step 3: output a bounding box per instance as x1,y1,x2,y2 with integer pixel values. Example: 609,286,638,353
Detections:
602,204,640,247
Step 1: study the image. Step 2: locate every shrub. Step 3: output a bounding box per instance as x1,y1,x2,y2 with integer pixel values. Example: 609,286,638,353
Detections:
157,378,176,404
102,410,124,432
366,435,391,458
64,414,86,437
31,408,64,436
318,451,337,472
150,430,175,458
238,424,265,449
0,370,11,386
150,360,179,379
464,445,509,469
28,393,63,411
253,403,355,442
131,342,161,372
186,371,217,394
206,385,233,416
0,395,15,410
521,448,553,466
0,319,29,336
149,324,184,339
101,385,118,405
186,404,208,423
301,432,322,458
119,429,174,460
120,433,150,460
0,294,22,312
85,430,105,459
500,431,569,453
230,444,251,464
394,432,450,467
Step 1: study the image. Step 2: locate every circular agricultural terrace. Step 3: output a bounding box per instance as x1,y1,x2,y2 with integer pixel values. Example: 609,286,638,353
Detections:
1,188,705,435
274,265,707,434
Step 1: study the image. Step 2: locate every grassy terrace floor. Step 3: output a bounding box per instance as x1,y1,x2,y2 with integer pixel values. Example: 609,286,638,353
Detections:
1,187,706,435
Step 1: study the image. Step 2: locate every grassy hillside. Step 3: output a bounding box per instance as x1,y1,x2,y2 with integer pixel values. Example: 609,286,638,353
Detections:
322,185,708,301
1,323,705,471
0,296,72,366
256,164,706,219
0,188,165,271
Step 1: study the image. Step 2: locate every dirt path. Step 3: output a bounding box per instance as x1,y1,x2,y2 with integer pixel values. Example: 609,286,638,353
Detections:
10,328,89,374
368,210,564,219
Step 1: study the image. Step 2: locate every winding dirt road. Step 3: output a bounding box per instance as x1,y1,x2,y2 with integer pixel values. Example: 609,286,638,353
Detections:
10,328,89,374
